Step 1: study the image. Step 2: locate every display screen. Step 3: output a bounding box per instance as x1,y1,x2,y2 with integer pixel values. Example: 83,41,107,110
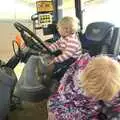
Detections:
36,1,54,13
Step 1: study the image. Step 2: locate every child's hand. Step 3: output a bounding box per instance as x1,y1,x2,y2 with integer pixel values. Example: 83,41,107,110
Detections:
48,56,55,65
58,84,65,93
48,60,55,65
42,48,47,53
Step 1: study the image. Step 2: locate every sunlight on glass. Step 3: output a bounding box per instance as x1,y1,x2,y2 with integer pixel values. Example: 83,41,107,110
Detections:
15,3,35,19
0,0,37,20
0,0,15,19
83,0,120,27
0,0,120,25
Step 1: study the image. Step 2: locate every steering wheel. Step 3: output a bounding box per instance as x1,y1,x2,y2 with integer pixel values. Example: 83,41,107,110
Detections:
12,40,22,57
14,22,53,55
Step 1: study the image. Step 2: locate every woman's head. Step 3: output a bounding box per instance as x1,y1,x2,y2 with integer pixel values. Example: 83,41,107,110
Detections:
57,16,80,37
80,55,120,101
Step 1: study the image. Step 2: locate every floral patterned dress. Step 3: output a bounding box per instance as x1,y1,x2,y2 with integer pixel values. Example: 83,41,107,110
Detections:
47,53,120,120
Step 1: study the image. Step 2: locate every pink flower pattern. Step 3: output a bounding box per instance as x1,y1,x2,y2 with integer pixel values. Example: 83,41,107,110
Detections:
48,53,120,120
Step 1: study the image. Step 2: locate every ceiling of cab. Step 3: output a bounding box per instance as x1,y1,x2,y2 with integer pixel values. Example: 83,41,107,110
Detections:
16,0,37,6
17,0,107,4
83,0,107,4
16,0,108,10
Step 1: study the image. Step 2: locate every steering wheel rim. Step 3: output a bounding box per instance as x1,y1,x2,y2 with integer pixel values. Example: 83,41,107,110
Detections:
12,40,21,57
14,22,53,55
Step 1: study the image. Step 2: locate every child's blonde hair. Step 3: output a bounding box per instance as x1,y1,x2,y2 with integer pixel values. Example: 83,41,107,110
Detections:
57,16,80,34
80,55,120,101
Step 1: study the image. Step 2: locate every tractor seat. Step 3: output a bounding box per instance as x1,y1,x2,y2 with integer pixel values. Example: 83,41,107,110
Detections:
81,22,120,56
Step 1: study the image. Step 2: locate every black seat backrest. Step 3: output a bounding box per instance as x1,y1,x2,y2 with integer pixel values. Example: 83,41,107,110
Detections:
81,22,120,56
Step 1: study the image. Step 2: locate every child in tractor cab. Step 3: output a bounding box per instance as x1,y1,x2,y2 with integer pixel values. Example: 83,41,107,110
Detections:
48,16,82,80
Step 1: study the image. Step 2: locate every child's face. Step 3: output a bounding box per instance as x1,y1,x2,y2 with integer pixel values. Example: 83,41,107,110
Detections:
58,26,70,37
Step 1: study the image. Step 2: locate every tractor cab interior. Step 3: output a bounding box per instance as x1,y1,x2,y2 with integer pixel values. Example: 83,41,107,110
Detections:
12,0,120,104
1,0,120,120
7,0,120,104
